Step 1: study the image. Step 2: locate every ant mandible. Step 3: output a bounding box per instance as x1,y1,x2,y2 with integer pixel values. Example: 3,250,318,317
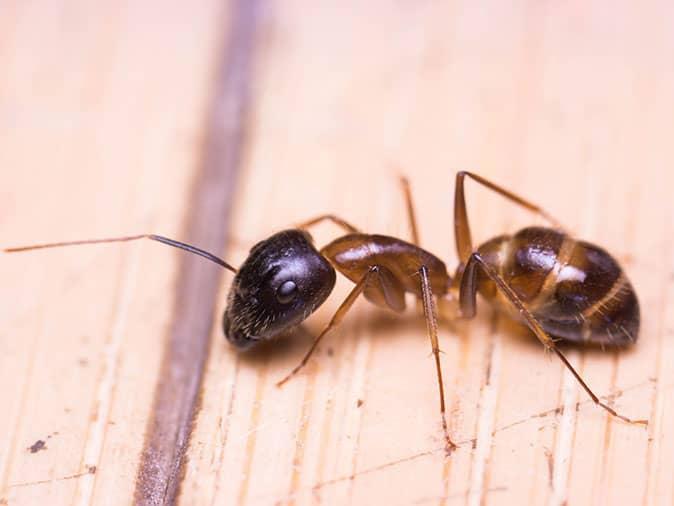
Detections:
4,171,646,453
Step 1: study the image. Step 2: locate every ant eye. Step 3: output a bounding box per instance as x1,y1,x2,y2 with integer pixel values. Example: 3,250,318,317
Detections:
276,280,298,304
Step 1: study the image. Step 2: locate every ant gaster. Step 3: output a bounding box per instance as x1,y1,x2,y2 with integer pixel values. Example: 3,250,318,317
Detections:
5,172,646,453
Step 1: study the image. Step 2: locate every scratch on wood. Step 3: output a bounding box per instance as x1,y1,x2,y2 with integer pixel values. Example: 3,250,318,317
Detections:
469,314,502,506
0,309,42,492
133,1,263,504
314,384,337,497
487,379,652,435
412,486,508,504
544,447,554,489
286,370,316,504
74,235,142,506
209,358,240,505
312,448,439,491
440,316,474,504
300,377,651,497
642,266,672,506
549,351,580,506
597,351,621,496
9,466,96,489
236,365,269,505
255,376,650,504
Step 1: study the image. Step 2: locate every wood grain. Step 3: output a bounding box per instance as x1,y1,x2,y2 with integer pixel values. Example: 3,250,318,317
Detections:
1,2,674,506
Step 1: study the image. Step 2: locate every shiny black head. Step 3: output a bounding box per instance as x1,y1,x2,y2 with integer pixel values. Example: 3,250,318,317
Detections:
223,229,336,350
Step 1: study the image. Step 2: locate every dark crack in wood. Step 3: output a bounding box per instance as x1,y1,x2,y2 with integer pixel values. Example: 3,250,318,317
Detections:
133,1,264,504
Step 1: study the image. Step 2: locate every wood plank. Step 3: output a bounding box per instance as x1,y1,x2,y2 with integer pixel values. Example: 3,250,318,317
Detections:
1,2,673,506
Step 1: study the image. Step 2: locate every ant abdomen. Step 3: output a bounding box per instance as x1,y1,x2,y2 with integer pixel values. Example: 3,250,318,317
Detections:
223,229,336,350
475,226,639,346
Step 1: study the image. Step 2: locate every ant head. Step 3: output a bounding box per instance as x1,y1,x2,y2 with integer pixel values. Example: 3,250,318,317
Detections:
223,229,336,350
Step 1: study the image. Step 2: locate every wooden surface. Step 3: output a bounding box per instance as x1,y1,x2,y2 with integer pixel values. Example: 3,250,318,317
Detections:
1,2,673,505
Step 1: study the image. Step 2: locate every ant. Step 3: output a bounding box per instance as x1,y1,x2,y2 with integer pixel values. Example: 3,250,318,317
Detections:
4,171,646,453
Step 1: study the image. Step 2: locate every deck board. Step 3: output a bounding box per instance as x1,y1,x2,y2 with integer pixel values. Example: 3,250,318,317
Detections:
1,2,673,505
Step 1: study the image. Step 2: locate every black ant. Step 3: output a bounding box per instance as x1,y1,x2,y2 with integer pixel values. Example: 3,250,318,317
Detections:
4,171,646,453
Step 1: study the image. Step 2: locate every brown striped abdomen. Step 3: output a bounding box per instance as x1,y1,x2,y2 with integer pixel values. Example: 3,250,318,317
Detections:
475,227,639,346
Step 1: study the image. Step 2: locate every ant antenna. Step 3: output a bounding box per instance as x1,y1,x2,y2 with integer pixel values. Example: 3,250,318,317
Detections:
3,234,237,273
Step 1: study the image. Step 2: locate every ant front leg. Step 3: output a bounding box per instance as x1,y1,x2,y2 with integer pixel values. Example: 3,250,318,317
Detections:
276,266,378,387
399,176,420,246
294,214,361,235
453,171,567,265
459,252,648,426
418,266,457,454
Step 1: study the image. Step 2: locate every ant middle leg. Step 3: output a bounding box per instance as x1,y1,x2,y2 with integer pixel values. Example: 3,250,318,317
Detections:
458,252,647,426
297,175,421,244
453,171,567,265
418,265,457,454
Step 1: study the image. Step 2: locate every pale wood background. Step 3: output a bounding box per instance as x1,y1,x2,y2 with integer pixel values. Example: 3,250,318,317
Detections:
1,1,673,505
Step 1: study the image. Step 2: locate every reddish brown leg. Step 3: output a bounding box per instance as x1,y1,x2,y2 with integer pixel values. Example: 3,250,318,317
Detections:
454,171,566,265
418,265,457,454
3,234,237,272
295,214,361,234
459,252,647,426
399,176,420,246
276,266,377,387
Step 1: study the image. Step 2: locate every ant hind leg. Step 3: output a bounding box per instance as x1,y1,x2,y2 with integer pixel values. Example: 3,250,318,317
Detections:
453,171,567,265
458,252,647,426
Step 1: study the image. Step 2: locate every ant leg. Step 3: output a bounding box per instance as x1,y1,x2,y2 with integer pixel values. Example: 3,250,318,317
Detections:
3,234,237,272
454,171,566,265
295,214,361,234
276,266,377,387
459,252,648,426
418,266,457,454
399,176,420,246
